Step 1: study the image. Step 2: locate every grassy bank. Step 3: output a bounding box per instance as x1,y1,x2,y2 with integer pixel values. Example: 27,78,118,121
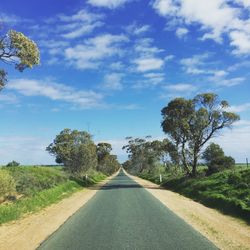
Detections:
0,166,107,224
139,167,250,223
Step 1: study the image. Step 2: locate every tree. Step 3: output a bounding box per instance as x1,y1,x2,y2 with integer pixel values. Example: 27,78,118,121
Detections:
0,29,40,89
202,143,235,175
46,129,97,177
96,142,120,175
161,93,239,176
122,137,176,174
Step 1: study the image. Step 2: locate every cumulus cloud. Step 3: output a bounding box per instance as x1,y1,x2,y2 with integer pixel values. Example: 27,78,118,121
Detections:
8,78,104,109
152,0,250,54
87,0,130,9
64,33,128,70
133,38,165,72
176,27,189,38
134,57,165,72
102,73,123,90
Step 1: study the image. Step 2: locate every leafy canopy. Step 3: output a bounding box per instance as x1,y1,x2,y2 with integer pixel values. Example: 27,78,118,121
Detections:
0,29,40,88
161,93,239,176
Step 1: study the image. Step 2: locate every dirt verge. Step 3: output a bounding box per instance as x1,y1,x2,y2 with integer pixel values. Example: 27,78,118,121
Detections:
128,173,250,250
0,173,118,250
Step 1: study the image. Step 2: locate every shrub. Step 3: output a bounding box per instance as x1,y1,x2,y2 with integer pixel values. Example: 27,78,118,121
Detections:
6,161,20,167
6,167,67,196
0,170,16,200
202,143,235,175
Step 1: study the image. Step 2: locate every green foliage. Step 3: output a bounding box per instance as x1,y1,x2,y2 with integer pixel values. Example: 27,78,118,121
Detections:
145,167,250,222
0,29,40,88
5,166,67,196
8,30,40,71
6,160,20,167
0,181,81,224
161,93,240,176
0,167,108,224
202,143,235,175
46,129,98,177
96,143,120,175
0,170,16,199
122,137,177,174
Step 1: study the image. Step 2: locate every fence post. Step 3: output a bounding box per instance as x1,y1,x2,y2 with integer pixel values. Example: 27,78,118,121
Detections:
159,174,162,183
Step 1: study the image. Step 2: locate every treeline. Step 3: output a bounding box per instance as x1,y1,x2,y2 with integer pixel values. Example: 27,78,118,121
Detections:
123,93,239,177
47,128,120,177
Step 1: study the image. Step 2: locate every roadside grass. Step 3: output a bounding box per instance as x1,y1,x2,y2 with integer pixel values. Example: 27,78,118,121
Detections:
4,166,68,196
139,167,250,223
0,181,81,224
0,166,107,225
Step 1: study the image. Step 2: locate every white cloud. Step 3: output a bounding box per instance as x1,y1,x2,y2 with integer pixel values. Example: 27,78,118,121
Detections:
176,27,189,38
180,54,209,74
126,23,151,35
166,83,197,92
64,33,128,70
103,73,123,90
227,102,250,112
8,78,104,109
58,10,104,39
134,57,165,72
143,72,165,85
133,38,165,72
216,77,245,87
152,0,177,16
87,0,130,9
230,30,250,55
152,0,250,54
165,54,175,61
134,38,164,56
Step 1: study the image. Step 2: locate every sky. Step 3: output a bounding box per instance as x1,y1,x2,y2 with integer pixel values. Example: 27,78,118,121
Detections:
0,0,250,164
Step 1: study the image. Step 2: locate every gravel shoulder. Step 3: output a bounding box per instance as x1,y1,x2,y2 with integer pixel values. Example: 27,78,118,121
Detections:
0,173,118,250
127,172,250,250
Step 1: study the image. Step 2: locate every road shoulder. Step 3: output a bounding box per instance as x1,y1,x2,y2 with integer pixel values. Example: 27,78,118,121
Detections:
0,173,118,250
127,172,250,250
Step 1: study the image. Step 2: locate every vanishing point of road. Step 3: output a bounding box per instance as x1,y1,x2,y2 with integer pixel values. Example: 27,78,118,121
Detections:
38,170,217,250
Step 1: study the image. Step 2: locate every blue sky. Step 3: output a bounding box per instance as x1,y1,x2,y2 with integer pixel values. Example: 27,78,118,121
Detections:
0,0,250,164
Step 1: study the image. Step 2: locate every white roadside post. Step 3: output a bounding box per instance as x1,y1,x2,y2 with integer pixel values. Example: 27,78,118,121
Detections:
159,174,162,183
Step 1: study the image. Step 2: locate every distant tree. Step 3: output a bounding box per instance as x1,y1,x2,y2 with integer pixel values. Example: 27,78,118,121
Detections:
161,93,240,176
0,29,40,89
6,160,20,167
46,129,97,177
96,143,120,175
202,143,235,175
122,137,177,174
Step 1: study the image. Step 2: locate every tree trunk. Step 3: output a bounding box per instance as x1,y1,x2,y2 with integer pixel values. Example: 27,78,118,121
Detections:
192,149,198,177
181,142,190,175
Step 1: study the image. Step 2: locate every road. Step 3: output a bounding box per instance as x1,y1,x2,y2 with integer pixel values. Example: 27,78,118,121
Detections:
38,170,217,250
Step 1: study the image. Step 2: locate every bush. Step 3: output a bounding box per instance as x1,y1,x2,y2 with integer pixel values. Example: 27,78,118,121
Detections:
5,167,67,196
0,170,16,200
202,143,235,175
6,161,20,167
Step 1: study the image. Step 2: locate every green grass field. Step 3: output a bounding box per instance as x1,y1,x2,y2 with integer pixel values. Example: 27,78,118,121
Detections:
139,166,250,223
0,166,107,224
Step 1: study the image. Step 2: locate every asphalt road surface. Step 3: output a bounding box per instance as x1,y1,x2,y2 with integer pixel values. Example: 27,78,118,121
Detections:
38,170,217,250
